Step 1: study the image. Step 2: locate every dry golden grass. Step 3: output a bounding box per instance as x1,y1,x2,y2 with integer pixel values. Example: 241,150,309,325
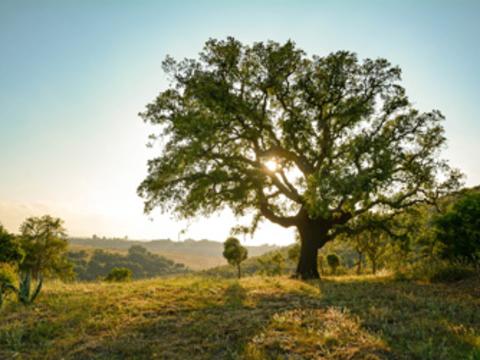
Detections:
0,275,478,359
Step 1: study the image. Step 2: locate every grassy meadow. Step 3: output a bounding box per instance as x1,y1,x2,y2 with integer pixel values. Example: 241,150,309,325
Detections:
0,274,478,360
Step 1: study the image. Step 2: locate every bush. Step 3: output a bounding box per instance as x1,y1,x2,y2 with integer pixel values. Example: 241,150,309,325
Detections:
105,267,132,282
326,254,340,275
393,271,410,282
258,252,285,276
0,264,18,308
334,265,349,276
0,265,16,286
0,225,24,264
434,192,480,264
429,263,476,283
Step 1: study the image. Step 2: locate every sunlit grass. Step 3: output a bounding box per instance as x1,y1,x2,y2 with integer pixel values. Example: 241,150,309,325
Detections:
0,275,478,359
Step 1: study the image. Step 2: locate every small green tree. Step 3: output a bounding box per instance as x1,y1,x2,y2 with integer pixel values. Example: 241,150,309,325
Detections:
434,192,480,264
350,230,389,275
223,237,248,278
349,234,366,275
105,267,132,282
326,254,340,275
18,215,73,304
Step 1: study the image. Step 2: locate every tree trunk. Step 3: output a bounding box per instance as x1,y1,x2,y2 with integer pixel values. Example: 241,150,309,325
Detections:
296,239,319,279
295,219,327,280
356,251,363,275
372,258,377,275
237,263,241,279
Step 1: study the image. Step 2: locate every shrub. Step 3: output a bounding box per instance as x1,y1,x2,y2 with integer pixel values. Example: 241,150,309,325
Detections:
258,252,285,276
0,225,24,264
434,192,480,264
105,267,132,282
0,265,17,308
393,271,410,282
326,254,340,275
334,265,349,276
429,263,476,283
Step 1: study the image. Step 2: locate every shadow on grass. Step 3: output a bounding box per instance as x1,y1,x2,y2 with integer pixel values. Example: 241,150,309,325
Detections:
316,277,480,360
75,280,392,359
1,277,478,359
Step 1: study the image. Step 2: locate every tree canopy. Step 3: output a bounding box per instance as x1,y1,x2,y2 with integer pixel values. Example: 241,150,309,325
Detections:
434,192,480,264
139,37,461,278
223,237,248,278
0,224,23,265
19,215,72,280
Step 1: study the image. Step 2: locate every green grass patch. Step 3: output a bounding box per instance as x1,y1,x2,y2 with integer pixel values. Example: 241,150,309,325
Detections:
0,275,478,359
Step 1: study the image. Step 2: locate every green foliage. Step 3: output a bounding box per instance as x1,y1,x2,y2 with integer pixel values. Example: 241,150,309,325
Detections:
287,243,300,263
105,267,132,282
205,246,297,278
13,215,74,305
0,265,17,308
19,215,73,280
138,37,459,279
69,246,188,281
434,192,480,264
0,225,23,264
326,254,340,275
429,263,477,283
139,37,459,222
350,231,389,274
223,237,248,278
258,252,285,276
17,272,43,305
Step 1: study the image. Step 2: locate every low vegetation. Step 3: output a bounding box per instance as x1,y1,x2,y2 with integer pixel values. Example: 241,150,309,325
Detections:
105,267,132,282
0,216,72,307
0,275,478,359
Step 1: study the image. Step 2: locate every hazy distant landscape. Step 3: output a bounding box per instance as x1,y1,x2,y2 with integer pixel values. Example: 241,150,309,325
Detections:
68,237,278,270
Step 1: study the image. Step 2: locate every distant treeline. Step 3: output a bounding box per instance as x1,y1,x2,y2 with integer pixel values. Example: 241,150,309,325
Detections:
69,237,278,258
205,240,357,278
68,245,188,281
208,186,480,280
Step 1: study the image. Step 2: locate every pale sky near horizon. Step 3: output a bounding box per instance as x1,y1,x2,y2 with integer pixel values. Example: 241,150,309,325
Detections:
1,0,479,245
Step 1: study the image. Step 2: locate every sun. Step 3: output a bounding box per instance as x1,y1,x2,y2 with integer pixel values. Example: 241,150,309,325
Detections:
264,159,278,172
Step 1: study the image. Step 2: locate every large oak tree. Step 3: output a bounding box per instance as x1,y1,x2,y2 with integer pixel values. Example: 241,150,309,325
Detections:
138,38,461,279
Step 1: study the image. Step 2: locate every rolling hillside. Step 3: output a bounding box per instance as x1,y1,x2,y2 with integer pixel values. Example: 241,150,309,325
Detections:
68,238,279,270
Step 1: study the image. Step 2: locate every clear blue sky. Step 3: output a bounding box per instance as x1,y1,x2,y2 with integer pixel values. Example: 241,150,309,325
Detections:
1,0,479,244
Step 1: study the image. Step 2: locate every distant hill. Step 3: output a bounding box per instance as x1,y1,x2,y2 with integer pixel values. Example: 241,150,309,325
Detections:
68,237,279,270
68,245,189,281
